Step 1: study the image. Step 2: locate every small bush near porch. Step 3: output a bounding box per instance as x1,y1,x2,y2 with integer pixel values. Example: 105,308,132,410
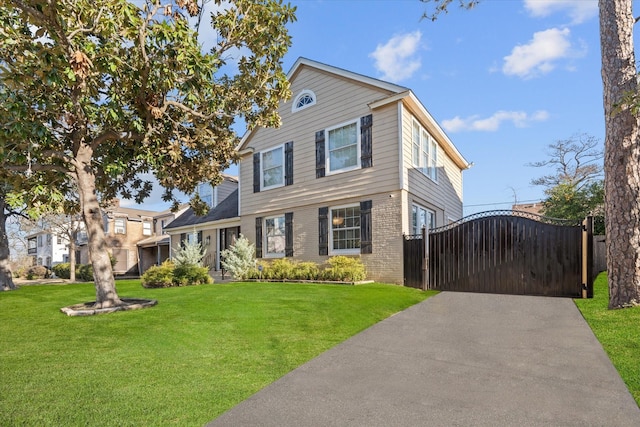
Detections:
0,280,431,426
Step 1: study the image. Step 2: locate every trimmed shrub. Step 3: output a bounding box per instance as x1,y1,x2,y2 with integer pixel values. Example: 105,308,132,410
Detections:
173,265,213,286
263,258,295,280
77,264,94,282
52,263,71,279
141,261,175,288
25,265,48,280
221,235,256,280
290,262,320,281
321,256,366,282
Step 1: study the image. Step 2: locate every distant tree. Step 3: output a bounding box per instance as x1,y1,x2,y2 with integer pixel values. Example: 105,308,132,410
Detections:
0,0,295,307
528,134,603,190
528,134,605,232
422,0,640,308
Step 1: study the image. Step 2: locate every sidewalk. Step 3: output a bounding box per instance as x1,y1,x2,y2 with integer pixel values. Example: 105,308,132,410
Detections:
208,292,640,426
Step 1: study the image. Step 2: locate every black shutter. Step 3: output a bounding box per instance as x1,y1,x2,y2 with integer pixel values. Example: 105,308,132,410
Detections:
179,233,186,248
318,207,328,256
197,231,203,244
255,217,263,258
360,200,372,254
285,212,294,257
285,141,294,186
315,130,325,178
253,152,261,193
361,114,373,168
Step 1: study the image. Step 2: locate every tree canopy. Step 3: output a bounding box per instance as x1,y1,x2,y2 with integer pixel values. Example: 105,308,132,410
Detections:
0,0,296,306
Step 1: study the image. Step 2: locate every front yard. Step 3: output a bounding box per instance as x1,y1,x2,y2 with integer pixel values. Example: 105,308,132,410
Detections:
574,272,640,405
0,280,431,426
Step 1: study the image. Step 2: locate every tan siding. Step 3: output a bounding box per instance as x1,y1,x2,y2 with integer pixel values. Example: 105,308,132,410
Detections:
217,179,237,204
241,191,404,284
400,107,464,229
240,67,401,216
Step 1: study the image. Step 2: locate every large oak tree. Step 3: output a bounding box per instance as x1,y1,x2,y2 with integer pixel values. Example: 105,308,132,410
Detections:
0,0,295,307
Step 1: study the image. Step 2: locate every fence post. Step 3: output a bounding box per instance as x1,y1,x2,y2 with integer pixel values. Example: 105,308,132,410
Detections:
422,226,429,291
581,216,594,298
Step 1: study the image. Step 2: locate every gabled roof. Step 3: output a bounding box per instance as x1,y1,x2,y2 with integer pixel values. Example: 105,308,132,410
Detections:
235,57,470,169
238,57,408,151
164,189,238,230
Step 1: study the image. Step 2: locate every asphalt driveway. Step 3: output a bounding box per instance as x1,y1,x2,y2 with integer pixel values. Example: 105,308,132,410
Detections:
208,292,640,426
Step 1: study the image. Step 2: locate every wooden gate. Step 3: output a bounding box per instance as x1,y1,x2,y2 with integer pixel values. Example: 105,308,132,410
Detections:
403,211,593,298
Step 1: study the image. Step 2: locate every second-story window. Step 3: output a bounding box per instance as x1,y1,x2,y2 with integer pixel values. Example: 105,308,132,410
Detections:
114,218,126,234
261,145,284,190
412,119,439,182
142,221,152,236
327,120,360,173
197,183,213,207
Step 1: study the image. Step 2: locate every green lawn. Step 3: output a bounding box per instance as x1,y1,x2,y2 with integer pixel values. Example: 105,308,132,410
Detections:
574,272,640,406
0,280,431,426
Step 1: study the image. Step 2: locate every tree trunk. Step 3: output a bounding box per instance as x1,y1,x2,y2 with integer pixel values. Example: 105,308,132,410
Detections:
599,0,640,308
69,224,77,282
0,193,16,291
75,144,121,308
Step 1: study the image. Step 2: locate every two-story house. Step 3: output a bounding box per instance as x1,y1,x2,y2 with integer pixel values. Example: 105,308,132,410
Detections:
76,200,185,276
26,229,69,268
236,58,470,284
163,58,470,284
136,204,190,274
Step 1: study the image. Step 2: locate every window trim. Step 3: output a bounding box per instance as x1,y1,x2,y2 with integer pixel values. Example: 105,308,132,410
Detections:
260,144,285,191
292,89,316,113
264,215,286,258
325,119,361,175
329,203,361,255
142,221,152,236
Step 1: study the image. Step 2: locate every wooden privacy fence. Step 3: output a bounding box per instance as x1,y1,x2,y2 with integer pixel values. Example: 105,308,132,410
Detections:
403,210,594,298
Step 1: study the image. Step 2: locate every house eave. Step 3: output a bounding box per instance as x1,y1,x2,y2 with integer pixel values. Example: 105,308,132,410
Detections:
371,91,471,171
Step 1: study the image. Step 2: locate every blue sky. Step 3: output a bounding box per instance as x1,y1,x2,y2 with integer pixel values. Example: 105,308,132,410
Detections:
131,0,608,216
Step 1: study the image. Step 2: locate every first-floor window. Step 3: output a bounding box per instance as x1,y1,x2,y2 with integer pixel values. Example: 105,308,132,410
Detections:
330,205,361,253
265,216,286,257
412,204,436,234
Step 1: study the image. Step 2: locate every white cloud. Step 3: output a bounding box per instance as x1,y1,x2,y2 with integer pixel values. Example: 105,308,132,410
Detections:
442,110,549,132
369,31,422,82
524,0,598,24
502,27,572,79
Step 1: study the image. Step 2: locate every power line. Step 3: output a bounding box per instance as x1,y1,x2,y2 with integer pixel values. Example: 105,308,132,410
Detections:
464,199,542,208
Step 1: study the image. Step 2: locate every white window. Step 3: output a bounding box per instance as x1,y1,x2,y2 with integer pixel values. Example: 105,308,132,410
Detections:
327,120,360,173
412,204,436,235
412,119,439,181
38,235,43,247
261,145,284,190
265,216,286,257
142,221,152,236
197,183,213,207
330,204,361,254
292,89,316,112
114,218,126,234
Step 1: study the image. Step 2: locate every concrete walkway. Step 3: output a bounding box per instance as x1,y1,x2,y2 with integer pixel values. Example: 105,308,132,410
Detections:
208,292,640,426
